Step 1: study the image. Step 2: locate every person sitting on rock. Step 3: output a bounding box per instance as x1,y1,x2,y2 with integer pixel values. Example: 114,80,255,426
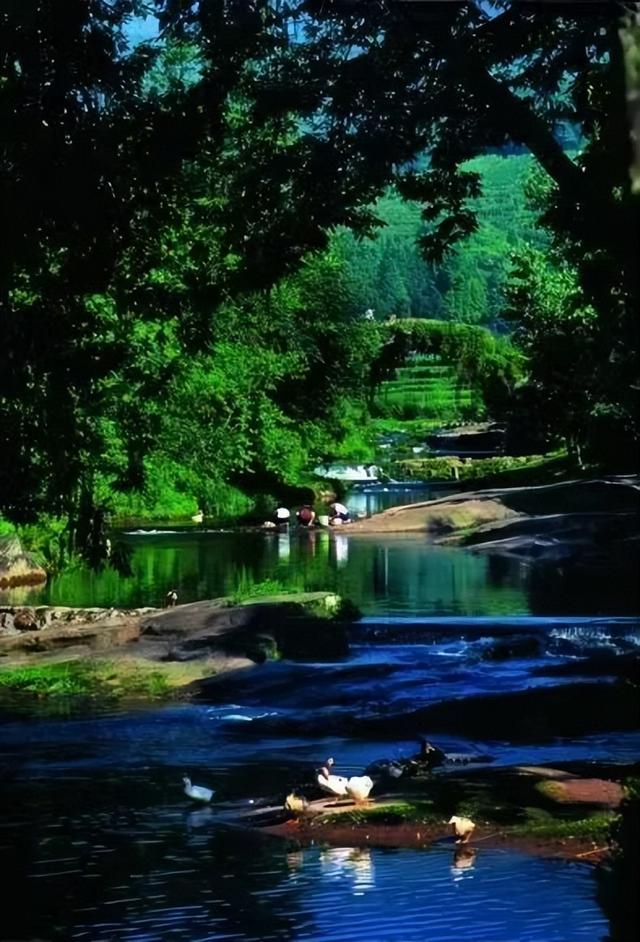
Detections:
296,504,316,528
329,501,350,525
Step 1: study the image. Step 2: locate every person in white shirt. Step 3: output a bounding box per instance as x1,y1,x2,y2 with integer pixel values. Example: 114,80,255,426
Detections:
329,501,351,525
274,505,290,526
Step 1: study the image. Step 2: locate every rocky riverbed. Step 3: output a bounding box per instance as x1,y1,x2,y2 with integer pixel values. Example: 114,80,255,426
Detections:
228,756,629,863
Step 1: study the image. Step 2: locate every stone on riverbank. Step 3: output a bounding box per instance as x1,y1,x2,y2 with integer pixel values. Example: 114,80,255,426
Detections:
138,592,348,663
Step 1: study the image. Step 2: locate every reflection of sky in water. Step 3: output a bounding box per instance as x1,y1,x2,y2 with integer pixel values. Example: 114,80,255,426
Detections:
347,483,458,517
277,532,290,560
333,533,349,567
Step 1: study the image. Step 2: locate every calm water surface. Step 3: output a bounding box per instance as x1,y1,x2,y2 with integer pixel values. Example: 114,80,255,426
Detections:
1,485,636,939
3,483,636,615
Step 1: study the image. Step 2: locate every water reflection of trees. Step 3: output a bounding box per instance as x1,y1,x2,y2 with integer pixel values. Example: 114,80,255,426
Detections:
527,559,640,615
33,527,541,613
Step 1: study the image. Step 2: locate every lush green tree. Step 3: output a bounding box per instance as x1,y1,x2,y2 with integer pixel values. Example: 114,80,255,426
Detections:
289,1,638,460
2,0,637,545
503,247,598,462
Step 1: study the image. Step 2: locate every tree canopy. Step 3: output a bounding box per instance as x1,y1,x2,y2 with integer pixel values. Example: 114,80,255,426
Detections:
1,1,637,539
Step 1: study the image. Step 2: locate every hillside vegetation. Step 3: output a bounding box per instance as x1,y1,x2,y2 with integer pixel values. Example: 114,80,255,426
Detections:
335,155,548,327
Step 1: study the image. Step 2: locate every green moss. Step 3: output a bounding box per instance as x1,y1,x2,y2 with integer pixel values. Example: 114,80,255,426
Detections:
318,800,438,827
0,661,99,697
534,780,567,802
0,515,17,537
228,572,292,604
511,811,617,840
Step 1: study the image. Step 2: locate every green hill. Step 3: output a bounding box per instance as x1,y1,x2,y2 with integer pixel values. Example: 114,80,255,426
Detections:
335,154,549,327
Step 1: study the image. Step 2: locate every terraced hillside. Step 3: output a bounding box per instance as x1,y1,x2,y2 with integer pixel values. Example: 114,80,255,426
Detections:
374,354,484,422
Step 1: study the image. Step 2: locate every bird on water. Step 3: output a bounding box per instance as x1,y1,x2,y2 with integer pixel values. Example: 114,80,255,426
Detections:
182,776,215,803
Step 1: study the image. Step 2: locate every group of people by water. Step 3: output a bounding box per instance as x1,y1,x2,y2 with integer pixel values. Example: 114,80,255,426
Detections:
273,500,351,529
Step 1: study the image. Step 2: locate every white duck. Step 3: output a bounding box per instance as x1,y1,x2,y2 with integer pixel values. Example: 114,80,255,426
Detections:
345,775,374,805
191,509,204,524
317,759,374,806
317,757,349,799
182,775,214,803
448,814,476,844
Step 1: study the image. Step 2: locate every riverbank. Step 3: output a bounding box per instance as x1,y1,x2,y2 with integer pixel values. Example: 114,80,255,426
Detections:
0,592,350,701
346,477,640,570
247,760,629,863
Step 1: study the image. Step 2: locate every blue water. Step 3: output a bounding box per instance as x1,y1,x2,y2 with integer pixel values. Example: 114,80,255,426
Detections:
0,614,637,938
1,486,637,939
6,825,608,942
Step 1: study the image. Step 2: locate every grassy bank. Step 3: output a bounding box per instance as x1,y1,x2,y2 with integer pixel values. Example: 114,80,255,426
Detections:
0,657,214,704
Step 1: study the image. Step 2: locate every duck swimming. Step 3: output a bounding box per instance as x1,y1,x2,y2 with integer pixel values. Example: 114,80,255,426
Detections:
182,775,214,803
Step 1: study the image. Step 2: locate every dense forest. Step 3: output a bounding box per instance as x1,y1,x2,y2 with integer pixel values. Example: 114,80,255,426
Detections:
336,155,548,327
1,1,638,562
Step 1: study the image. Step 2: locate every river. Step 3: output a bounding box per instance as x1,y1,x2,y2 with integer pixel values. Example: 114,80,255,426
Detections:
0,484,637,940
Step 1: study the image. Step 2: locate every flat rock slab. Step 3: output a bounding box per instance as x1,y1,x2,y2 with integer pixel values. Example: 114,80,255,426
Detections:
0,617,142,655
537,777,624,807
347,477,640,537
0,593,346,670
139,592,340,637
350,497,518,534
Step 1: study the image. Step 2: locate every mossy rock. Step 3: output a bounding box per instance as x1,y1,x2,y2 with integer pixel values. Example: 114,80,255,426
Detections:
317,799,439,828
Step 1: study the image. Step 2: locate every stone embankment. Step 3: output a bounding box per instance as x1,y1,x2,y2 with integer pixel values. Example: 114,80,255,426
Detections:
0,592,348,674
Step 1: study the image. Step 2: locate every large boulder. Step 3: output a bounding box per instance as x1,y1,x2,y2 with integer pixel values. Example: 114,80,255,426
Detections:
0,534,47,588
139,593,349,663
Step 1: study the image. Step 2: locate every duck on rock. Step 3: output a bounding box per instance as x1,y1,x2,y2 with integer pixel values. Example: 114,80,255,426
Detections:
345,775,374,805
317,758,349,800
317,758,374,806
448,815,476,844
285,793,310,818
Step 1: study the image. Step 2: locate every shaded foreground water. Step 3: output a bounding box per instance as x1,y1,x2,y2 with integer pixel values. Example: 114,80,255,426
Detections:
0,794,608,942
1,608,637,939
1,486,638,940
